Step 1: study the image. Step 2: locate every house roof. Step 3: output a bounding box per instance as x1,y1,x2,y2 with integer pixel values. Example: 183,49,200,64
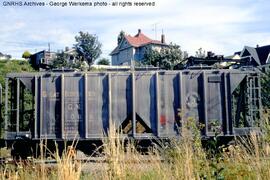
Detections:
255,45,270,65
234,51,241,55
241,46,261,65
238,45,270,66
110,29,166,55
124,32,164,47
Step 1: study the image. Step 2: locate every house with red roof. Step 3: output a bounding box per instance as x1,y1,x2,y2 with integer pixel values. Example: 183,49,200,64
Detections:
110,29,168,65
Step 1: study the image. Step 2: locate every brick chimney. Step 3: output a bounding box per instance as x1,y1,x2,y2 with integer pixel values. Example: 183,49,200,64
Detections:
161,34,165,44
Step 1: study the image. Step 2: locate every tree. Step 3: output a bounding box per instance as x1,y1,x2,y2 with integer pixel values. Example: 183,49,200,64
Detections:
74,31,102,65
143,48,161,67
22,51,32,59
143,43,186,70
195,48,206,58
117,30,125,45
97,58,110,65
51,52,68,68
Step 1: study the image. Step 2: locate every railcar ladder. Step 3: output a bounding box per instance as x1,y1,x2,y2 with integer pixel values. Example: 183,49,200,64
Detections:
245,74,262,127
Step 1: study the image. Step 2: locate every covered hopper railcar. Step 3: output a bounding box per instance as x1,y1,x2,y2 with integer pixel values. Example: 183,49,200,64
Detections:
1,69,262,157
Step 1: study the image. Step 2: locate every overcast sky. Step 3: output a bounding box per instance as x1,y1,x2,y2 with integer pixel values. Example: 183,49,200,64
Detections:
1,0,270,60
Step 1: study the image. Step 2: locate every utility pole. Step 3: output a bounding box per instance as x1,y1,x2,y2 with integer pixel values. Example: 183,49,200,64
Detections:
131,51,135,71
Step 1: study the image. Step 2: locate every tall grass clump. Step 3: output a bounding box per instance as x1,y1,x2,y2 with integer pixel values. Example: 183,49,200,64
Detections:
220,110,270,179
54,142,81,180
102,122,127,179
221,132,270,179
158,116,211,180
0,140,82,180
101,122,158,179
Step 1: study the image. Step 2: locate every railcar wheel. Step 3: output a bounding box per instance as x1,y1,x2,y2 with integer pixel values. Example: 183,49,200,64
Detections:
11,138,33,160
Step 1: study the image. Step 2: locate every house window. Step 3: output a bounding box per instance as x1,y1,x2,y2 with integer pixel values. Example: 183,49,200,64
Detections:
70,55,74,60
41,58,45,63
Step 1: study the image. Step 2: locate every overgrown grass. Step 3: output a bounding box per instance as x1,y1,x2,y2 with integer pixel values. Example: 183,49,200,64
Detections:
1,114,270,179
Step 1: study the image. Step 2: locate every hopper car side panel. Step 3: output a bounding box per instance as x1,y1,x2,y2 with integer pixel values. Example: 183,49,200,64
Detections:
3,70,261,141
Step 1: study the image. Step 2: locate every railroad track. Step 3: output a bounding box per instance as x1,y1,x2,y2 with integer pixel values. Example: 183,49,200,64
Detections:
0,156,164,166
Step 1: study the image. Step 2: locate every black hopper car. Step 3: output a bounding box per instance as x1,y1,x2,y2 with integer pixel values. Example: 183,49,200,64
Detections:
0,65,262,158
